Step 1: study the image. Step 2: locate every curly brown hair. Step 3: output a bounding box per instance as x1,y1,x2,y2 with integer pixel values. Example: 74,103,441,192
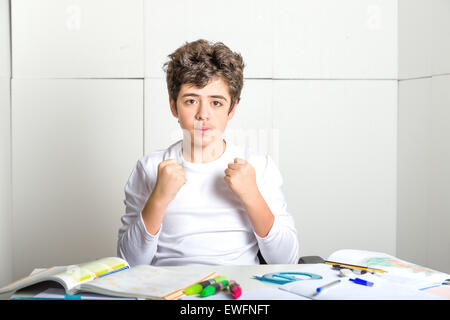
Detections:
163,39,245,114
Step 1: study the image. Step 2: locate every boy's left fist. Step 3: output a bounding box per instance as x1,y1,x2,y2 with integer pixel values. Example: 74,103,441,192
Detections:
224,158,258,200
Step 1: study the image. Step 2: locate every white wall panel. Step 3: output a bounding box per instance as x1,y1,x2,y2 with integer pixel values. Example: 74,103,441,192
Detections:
224,80,275,161
0,0,11,288
398,0,432,79
12,0,144,78
12,79,143,279
432,0,450,75
273,0,397,79
145,0,273,79
428,75,450,273
273,80,397,258
144,78,179,153
0,0,10,77
0,78,12,287
397,78,431,267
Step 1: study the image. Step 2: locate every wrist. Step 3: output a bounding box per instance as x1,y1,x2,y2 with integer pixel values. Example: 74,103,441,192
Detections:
240,189,275,238
149,186,172,208
239,187,262,207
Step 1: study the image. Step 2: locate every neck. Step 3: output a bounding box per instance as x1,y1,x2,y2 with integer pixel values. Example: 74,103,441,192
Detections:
182,138,226,163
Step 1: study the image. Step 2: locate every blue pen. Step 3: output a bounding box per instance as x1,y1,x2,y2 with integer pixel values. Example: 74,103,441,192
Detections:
349,278,374,287
315,279,341,294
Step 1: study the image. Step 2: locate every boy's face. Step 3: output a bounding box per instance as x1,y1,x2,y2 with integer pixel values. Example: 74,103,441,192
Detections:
169,77,237,148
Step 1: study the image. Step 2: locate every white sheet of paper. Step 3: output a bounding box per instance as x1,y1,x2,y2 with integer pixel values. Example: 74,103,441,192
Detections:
280,274,446,300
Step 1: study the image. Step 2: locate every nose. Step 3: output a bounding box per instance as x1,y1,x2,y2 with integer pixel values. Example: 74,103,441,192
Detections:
195,100,210,120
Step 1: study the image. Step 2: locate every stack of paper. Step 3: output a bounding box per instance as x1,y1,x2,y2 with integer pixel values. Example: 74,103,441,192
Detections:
278,250,449,300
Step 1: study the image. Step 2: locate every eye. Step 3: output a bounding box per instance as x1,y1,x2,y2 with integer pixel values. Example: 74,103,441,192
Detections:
185,99,197,105
212,101,222,107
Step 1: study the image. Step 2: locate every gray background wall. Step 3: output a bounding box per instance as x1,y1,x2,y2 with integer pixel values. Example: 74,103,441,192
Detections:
0,0,449,286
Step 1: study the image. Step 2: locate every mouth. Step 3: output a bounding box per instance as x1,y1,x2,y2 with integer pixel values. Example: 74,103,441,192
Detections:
194,127,210,133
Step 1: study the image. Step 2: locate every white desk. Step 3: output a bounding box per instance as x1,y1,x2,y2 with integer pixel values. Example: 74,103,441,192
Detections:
1,264,314,300
2,263,449,300
166,264,312,300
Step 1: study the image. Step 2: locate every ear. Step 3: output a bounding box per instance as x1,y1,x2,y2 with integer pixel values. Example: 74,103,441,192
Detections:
169,98,178,119
228,100,239,120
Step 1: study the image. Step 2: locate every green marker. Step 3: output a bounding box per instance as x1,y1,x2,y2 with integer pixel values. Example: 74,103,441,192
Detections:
200,280,229,298
184,276,227,295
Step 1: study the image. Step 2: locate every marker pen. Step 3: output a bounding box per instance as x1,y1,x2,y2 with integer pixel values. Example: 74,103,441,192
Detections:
184,276,227,295
349,278,374,287
228,280,242,299
200,280,229,298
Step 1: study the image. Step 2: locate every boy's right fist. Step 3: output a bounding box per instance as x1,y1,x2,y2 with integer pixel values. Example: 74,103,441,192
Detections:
153,159,187,204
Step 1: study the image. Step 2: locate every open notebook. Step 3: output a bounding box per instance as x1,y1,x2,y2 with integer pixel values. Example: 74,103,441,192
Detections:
0,257,217,300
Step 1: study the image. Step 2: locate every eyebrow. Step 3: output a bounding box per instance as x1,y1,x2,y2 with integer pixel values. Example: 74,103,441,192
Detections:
181,93,228,102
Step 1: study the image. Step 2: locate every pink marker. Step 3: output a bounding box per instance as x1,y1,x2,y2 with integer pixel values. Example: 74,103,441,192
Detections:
228,280,242,299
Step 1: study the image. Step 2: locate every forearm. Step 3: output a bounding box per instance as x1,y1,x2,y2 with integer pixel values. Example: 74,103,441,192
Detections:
118,188,169,265
240,189,275,238
141,189,169,236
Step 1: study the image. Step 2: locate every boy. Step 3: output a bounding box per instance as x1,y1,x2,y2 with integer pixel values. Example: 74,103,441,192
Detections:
118,39,299,266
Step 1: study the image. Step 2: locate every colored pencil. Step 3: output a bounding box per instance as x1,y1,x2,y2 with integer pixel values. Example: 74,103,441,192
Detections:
325,261,386,273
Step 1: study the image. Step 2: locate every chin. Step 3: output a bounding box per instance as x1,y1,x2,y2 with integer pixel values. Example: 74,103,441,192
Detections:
191,134,221,147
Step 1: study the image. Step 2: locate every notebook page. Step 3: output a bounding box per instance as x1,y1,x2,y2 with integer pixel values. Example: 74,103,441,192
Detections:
80,265,215,299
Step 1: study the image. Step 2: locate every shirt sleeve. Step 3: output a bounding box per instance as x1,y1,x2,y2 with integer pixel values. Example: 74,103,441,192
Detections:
254,155,300,264
117,160,160,266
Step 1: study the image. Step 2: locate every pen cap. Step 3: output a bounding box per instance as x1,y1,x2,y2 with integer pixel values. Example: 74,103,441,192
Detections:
200,280,229,298
349,278,374,287
184,283,203,295
228,280,238,289
200,285,216,297
228,280,242,299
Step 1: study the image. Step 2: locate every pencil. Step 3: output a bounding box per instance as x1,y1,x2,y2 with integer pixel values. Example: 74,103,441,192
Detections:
325,260,386,274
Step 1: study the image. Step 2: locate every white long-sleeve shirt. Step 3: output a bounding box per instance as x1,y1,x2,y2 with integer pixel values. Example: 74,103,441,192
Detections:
117,139,299,266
